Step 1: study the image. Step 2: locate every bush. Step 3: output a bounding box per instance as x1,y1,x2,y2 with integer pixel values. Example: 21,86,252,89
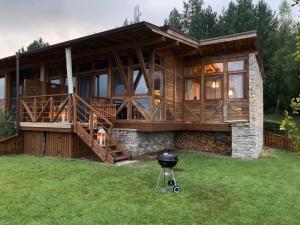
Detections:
281,95,300,154
264,120,287,136
0,110,16,137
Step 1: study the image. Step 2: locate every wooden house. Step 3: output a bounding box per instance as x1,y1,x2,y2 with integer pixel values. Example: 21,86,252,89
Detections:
0,22,264,163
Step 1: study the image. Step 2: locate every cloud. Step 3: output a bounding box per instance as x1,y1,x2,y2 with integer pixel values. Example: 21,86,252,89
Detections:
0,0,297,58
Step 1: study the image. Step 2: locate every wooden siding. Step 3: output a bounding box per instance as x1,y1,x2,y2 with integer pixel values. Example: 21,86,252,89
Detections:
0,135,24,154
22,130,97,159
23,79,42,96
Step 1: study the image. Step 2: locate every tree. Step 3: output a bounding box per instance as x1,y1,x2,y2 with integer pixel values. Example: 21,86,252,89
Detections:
189,5,218,39
164,8,183,31
19,38,49,53
268,0,300,112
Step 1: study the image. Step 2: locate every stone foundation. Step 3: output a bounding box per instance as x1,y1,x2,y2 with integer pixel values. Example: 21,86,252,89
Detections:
175,131,231,155
231,123,263,159
112,129,174,157
231,53,263,159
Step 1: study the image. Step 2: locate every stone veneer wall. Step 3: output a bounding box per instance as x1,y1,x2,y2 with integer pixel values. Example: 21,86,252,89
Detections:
112,129,174,157
231,53,264,159
175,131,231,155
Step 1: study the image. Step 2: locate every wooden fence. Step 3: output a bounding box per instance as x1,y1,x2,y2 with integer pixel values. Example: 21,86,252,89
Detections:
0,135,24,155
264,132,294,151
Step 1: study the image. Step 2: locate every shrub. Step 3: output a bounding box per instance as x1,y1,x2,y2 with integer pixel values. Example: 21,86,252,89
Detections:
281,95,300,154
264,120,287,136
0,110,16,137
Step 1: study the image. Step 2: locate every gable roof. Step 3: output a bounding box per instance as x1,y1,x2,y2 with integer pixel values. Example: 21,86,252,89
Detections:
0,21,259,71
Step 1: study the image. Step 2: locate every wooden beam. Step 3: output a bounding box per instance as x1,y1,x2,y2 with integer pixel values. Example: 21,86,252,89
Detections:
131,98,151,120
134,45,152,95
113,52,130,94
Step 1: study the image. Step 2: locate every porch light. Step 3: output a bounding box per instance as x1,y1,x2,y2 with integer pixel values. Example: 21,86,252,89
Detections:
97,127,106,147
211,81,220,88
92,113,97,129
60,107,68,123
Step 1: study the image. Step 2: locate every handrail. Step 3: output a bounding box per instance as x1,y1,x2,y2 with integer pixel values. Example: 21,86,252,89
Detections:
21,94,69,99
0,135,19,143
73,94,113,127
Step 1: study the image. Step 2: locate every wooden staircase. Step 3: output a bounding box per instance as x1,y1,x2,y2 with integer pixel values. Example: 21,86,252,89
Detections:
73,94,130,164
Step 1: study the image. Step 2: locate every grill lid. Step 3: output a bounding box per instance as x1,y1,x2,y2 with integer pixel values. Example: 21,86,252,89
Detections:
157,152,178,168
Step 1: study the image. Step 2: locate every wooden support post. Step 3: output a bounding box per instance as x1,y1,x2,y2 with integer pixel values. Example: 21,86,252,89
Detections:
33,97,37,122
65,47,74,94
223,58,228,122
49,97,54,121
200,61,205,122
16,53,20,135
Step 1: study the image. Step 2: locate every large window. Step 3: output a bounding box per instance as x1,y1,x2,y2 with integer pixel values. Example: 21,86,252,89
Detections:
133,68,148,95
228,60,246,99
113,70,126,96
154,70,164,96
0,76,5,99
205,77,222,100
96,73,108,97
185,78,200,100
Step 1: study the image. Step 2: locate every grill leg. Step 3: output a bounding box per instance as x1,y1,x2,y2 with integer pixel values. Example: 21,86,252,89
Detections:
156,168,163,190
170,169,177,186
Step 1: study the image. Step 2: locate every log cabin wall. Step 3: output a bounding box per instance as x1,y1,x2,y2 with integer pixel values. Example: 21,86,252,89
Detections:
180,53,250,124
23,131,96,159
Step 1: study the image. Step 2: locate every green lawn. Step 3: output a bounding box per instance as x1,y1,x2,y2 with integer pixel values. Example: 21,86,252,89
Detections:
1,149,300,225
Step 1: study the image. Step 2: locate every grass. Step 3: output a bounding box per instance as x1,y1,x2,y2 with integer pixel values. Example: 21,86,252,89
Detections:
1,149,300,225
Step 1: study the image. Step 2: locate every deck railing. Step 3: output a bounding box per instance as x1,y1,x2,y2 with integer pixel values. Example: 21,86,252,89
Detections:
19,94,116,133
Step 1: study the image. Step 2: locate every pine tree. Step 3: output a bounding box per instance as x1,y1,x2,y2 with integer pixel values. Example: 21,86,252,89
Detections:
164,8,183,31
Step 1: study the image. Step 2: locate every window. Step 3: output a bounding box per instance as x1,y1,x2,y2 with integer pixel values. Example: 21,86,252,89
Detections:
96,73,108,97
205,77,222,100
0,76,5,99
228,60,245,71
113,100,127,120
154,98,164,121
184,66,202,76
228,74,244,98
185,78,200,100
154,70,163,96
133,68,148,95
113,70,126,96
136,98,150,114
205,63,224,74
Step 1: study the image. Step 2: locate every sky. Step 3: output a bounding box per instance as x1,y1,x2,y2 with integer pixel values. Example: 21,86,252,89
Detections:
0,0,299,58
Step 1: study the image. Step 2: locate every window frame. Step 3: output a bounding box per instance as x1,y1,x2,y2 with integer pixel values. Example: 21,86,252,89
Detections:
95,71,109,98
227,58,249,101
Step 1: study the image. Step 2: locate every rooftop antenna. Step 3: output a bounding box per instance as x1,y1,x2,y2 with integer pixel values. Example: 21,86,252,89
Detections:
134,5,142,23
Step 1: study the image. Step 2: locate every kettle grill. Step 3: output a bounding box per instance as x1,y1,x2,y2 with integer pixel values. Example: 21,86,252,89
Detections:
156,151,181,193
